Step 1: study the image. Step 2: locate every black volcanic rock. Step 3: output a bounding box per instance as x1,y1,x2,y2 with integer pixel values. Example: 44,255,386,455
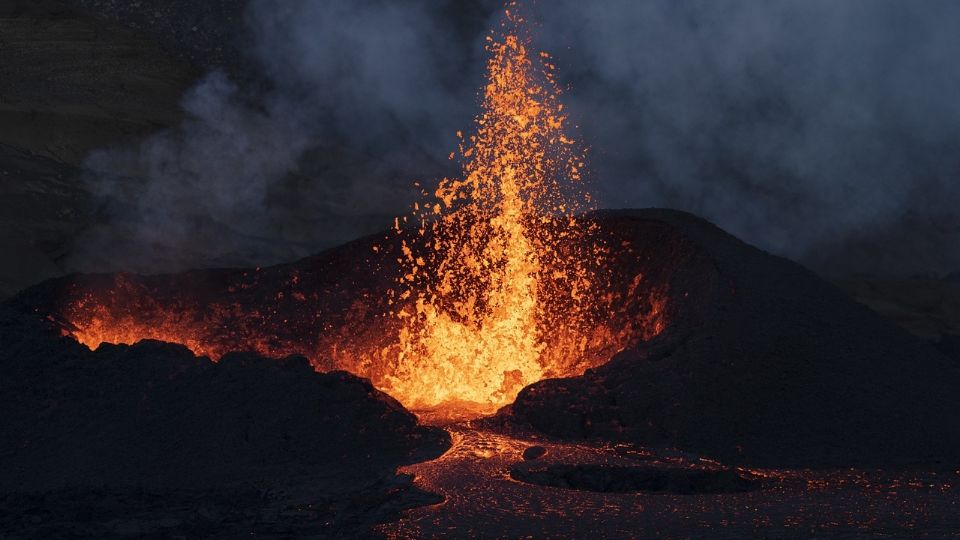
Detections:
0,304,448,491
507,209,960,468
60,0,250,73
510,464,755,494
936,333,960,362
0,1,197,164
522,445,547,461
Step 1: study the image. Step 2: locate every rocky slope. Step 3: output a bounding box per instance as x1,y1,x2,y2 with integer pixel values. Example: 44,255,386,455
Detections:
505,209,960,468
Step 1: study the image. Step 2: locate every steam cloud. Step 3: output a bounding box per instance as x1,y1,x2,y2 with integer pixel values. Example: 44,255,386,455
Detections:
77,0,960,276
530,0,960,276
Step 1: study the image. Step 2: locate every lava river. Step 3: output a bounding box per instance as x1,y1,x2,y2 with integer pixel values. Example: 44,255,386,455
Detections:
378,425,960,538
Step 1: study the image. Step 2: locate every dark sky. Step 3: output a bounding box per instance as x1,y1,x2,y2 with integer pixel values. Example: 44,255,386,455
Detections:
79,0,960,277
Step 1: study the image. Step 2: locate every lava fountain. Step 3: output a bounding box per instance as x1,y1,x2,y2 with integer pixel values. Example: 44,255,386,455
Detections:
380,7,604,412
54,3,668,419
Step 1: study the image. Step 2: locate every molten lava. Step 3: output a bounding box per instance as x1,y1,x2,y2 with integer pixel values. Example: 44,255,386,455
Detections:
57,2,667,419
380,8,600,412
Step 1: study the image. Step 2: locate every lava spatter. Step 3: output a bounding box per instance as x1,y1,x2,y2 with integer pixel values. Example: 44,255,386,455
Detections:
382,5,610,413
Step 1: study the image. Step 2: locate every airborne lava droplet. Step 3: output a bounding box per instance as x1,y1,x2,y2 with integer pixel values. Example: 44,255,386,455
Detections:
380,6,615,413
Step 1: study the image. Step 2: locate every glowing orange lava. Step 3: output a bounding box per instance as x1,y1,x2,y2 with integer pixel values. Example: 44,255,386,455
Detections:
380,6,601,412
57,2,668,420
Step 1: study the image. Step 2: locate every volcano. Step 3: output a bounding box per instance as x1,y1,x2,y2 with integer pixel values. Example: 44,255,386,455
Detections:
2,208,960,535
5,207,960,466
4,2,960,537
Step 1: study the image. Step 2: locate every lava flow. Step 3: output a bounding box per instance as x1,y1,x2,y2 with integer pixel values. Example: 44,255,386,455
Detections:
55,3,667,418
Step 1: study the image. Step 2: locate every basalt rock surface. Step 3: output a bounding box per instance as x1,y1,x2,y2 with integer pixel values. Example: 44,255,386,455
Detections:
506,209,960,468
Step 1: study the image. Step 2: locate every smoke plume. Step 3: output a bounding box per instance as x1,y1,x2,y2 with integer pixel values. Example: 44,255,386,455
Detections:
76,0,960,276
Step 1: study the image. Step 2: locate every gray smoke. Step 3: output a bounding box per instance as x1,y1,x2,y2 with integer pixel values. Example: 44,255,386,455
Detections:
527,0,960,275
77,0,960,276
75,0,488,272
82,71,310,267
247,0,482,155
